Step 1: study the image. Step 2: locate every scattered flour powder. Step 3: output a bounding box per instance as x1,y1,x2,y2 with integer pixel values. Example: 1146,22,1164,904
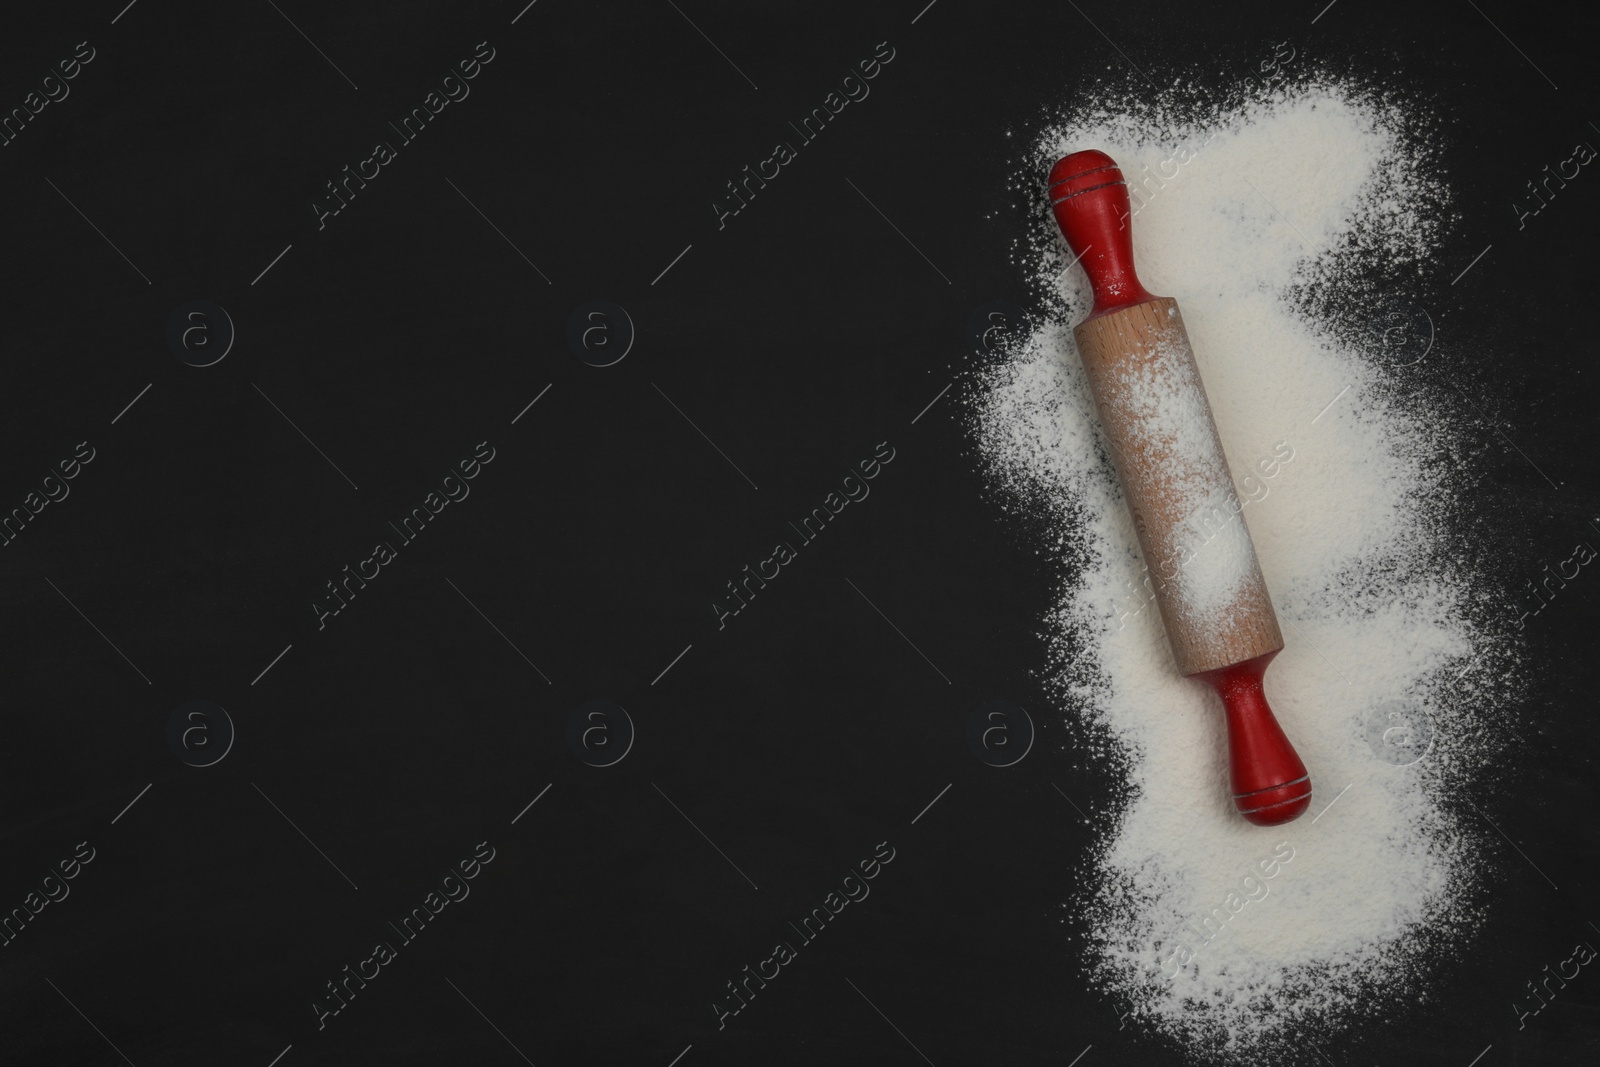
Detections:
972,72,1524,1059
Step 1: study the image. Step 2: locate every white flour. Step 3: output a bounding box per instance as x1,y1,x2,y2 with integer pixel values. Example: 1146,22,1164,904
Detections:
973,75,1523,1058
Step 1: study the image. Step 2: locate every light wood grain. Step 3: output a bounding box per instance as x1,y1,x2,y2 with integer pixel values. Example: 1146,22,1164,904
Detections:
1074,296,1283,675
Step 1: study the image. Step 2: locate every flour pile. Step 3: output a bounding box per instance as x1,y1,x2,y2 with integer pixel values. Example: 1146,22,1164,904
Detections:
973,73,1523,1058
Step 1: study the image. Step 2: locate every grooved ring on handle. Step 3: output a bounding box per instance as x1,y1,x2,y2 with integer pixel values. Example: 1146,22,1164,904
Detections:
1239,791,1314,817
1049,179,1127,206
1232,775,1310,801
1047,163,1119,191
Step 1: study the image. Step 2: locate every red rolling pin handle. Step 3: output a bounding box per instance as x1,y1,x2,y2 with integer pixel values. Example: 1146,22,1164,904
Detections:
1048,150,1157,320
1048,149,1312,827
1196,653,1311,825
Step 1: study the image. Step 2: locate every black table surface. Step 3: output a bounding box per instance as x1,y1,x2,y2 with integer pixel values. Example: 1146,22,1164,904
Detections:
1,2,1597,1064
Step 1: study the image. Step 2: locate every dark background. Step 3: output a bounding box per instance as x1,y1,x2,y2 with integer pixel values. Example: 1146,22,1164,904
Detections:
0,1,1596,1064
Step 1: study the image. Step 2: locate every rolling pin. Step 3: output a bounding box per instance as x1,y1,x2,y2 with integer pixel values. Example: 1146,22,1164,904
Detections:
1047,149,1311,826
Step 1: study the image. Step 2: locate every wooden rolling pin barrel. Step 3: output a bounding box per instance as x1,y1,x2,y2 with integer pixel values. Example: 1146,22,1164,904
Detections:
1047,149,1312,826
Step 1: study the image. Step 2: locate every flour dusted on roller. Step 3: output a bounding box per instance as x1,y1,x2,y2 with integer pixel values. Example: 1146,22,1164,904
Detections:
1101,333,1260,629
